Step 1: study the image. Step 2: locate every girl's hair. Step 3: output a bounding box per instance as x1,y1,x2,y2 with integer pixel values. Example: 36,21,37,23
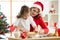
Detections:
17,5,29,18
30,7,40,18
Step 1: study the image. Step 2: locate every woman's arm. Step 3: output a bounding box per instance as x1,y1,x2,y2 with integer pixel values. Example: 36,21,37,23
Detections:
39,17,49,34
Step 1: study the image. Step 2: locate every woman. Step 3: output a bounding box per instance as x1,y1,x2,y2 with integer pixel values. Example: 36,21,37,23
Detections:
30,1,49,34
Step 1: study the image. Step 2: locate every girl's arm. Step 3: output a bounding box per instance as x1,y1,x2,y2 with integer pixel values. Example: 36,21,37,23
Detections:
14,25,28,32
29,16,38,33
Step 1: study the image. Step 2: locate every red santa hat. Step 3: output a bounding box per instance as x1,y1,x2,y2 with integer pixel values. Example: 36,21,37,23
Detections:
32,1,44,11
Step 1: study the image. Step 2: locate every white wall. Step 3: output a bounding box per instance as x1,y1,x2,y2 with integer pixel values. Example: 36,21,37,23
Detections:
0,2,10,24
58,0,60,28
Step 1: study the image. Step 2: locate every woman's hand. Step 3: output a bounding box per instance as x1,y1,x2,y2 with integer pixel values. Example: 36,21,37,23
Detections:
39,29,44,34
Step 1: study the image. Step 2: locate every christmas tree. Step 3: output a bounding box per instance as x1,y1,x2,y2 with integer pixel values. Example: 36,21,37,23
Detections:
0,12,9,34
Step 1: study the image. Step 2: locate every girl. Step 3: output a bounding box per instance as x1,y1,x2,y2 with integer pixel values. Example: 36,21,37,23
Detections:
30,1,49,34
14,5,37,32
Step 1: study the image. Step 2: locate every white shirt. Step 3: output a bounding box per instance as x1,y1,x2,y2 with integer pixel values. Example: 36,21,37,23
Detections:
14,16,36,31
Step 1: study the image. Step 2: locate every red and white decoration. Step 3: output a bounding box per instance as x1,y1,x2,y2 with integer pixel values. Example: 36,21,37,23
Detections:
49,4,56,13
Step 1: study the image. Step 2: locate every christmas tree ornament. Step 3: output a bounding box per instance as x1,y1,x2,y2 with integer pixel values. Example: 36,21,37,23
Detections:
0,16,2,18
10,25,15,32
20,32,27,39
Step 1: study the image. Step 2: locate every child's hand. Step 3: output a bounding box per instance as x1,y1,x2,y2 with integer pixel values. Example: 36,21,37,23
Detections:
34,29,39,34
23,29,29,33
34,26,39,33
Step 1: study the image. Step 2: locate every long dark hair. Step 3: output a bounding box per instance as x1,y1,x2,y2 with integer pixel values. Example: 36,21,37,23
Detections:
17,5,29,18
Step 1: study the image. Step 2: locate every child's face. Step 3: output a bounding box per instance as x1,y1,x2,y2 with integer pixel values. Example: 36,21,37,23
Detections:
23,12,30,19
30,8,40,17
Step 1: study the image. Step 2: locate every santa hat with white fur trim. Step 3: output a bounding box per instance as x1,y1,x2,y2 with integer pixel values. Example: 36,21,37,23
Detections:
32,1,44,11
32,1,45,17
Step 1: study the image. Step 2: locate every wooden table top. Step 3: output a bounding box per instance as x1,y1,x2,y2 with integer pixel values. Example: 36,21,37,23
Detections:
8,36,60,40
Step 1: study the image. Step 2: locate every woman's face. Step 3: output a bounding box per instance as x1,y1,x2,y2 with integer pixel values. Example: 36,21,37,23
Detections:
30,7,40,17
